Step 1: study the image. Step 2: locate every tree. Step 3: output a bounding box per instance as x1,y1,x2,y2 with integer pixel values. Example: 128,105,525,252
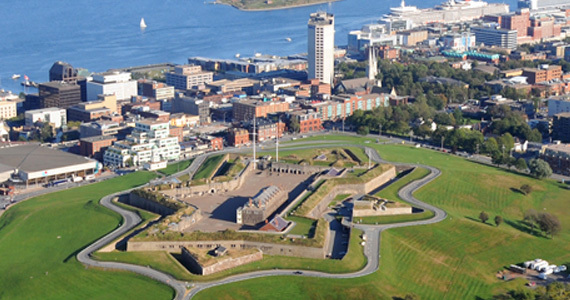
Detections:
515,158,528,171
520,184,532,195
523,209,538,233
39,122,54,143
528,158,552,179
494,215,503,227
288,118,300,133
357,126,369,136
479,211,489,223
403,294,420,300
536,212,561,238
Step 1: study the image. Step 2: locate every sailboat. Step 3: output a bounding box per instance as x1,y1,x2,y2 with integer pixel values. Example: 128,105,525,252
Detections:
140,18,147,29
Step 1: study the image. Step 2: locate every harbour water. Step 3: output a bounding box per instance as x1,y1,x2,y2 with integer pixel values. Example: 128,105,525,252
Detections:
0,0,516,94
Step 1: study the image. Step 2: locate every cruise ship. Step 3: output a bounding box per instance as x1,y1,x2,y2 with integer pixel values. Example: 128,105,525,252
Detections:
518,0,570,10
380,0,509,30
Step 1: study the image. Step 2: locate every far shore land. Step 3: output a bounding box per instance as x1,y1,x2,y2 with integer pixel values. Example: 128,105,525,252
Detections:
213,0,343,11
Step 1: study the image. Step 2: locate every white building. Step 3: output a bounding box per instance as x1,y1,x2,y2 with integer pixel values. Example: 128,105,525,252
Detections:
442,33,476,52
308,12,335,84
25,107,67,128
347,24,398,55
86,71,138,101
0,100,17,120
548,96,570,116
103,119,180,168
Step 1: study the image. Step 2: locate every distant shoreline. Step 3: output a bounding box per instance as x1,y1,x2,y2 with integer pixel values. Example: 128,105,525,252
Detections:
213,0,342,12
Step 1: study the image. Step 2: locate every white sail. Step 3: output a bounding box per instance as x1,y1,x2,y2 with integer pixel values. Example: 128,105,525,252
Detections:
140,18,147,28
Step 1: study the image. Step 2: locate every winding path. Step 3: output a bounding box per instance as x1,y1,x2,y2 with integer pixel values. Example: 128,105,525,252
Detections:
76,139,447,300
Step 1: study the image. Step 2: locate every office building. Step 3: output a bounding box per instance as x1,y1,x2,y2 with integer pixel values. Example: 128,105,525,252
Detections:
233,99,289,121
139,79,175,101
86,71,137,101
472,26,518,49
165,65,213,90
548,96,570,116
553,112,570,143
308,12,335,84
38,81,82,109
67,94,118,122
347,24,397,55
49,61,79,82
25,107,67,128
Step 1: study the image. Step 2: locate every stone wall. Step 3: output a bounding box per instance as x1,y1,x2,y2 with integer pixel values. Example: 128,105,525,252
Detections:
307,165,396,219
127,193,177,216
162,162,253,197
270,162,328,175
180,248,263,275
167,208,203,232
127,239,326,259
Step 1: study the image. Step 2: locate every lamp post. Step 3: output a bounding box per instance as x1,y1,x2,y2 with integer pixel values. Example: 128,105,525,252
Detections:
378,124,382,137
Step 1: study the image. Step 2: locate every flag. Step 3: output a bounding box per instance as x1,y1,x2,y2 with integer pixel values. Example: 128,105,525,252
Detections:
24,75,29,81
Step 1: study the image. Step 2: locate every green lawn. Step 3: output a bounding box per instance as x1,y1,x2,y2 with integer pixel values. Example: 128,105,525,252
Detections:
329,193,351,207
357,210,435,225
95,228,366,283
357,167,434,225
193,155,224,181
157,159,193,176
0,172,174,300
193,139,570,300
285,134,378,144
286,216,317,236
258,146,368,167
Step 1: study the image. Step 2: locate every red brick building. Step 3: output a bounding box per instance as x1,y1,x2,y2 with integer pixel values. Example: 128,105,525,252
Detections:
227,128,250,147
522,65,562,84
246,119,285,142
80,135,117,161
169,126,184,142
501,9,530,38
205,136,223,151
378,45,400,60
290,110,322,133
233,99,289,121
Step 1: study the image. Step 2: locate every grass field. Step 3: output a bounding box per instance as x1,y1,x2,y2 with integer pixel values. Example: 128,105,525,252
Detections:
259,146,367,167
286,216,317,236
194,138,570,300
193,155,224,181
329,193,351,207
0,172,174,300
358,167,434,224
357,210,435,225
157,159,193,176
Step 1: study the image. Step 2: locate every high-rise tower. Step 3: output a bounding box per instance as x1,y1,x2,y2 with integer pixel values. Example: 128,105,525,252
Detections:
308,12,335,85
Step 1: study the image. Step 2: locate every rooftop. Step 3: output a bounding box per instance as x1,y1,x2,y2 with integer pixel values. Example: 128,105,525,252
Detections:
0,143,96,173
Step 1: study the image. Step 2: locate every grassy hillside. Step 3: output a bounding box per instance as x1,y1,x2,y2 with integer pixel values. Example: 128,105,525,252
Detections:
194,141,570,300
0,172,174,300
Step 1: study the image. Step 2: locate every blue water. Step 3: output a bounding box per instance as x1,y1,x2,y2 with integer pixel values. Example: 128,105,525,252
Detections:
0,0,516,94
